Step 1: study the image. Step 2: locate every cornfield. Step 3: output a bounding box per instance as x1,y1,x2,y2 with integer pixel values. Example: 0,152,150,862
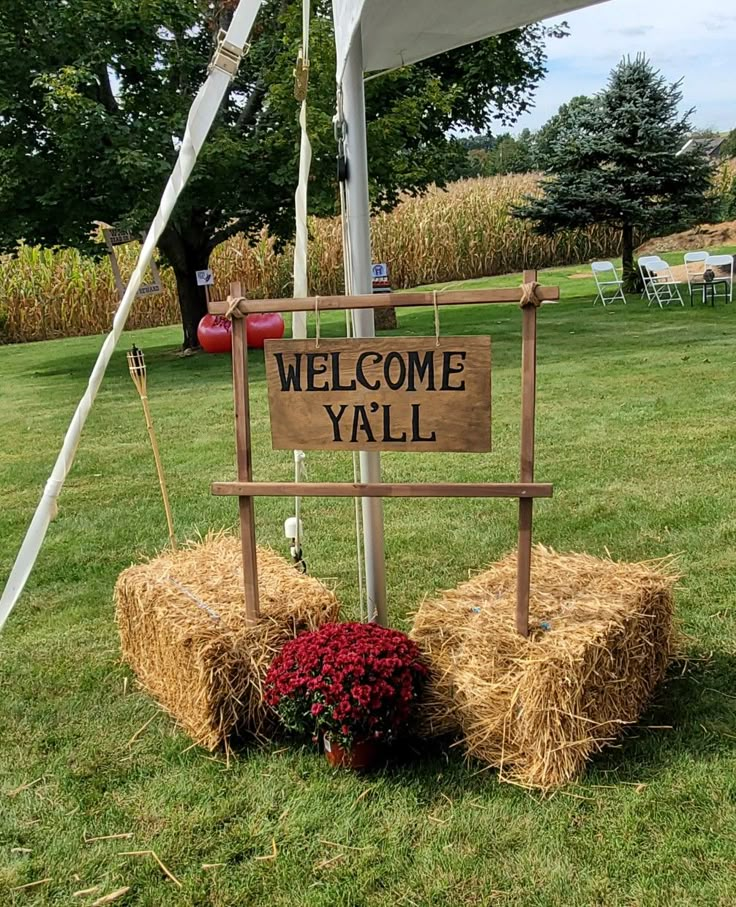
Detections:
1,174,623,344
371,176,621,288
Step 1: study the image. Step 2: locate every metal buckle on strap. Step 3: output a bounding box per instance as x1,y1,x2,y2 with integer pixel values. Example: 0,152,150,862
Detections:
209,30,247,79
294,49,309,102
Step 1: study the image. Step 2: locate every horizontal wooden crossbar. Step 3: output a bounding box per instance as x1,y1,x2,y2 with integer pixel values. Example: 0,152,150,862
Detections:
208,287,559,317
211,481,553,499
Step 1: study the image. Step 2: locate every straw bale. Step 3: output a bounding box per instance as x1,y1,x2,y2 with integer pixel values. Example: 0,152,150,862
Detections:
411,545,677,789
115,533,340,749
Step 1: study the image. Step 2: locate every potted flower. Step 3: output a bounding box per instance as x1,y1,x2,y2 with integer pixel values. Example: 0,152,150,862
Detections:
264,622,427,769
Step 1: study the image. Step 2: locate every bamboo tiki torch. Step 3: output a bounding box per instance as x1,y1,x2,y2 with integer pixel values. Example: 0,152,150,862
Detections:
127,345,177,550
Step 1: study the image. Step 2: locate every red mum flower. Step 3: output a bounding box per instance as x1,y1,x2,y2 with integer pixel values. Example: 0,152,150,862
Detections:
263,622,427,746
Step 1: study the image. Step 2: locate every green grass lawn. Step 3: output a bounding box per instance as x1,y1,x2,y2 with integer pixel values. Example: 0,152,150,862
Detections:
2,264,736,906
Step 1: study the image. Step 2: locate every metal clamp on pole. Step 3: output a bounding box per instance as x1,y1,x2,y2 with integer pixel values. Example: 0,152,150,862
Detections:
333,94,348,183
209,29,248,79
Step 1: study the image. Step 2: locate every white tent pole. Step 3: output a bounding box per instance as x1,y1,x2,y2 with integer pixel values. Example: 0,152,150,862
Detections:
341,23,387,625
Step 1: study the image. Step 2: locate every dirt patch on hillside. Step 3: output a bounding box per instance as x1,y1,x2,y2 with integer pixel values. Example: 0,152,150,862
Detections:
636,221,736,256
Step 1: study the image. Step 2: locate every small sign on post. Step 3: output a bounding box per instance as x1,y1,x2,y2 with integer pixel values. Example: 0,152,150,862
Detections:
264,336,491,452
196,269,215,287
106,229,137,246
372,263,390,294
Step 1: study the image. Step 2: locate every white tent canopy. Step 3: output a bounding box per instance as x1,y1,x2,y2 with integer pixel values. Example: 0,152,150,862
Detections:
333,0,607,79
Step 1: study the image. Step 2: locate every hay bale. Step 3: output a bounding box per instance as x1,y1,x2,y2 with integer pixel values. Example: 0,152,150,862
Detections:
115,534,340,749
411,545,677,789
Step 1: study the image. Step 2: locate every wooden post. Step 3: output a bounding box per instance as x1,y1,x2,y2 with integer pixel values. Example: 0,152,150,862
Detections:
126,346,177,551
208,279,555,634
230,281,260,624
103,229,126,300
140,395,177,551
516,269,538,637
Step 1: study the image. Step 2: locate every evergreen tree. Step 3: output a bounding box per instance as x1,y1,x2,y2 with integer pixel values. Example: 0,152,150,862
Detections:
516,56,712,289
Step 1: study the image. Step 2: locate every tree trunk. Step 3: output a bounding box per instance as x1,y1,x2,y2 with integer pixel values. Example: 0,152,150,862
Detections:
173,256,210,350
621,222,640,293
374,306,398,330
159,226,211,350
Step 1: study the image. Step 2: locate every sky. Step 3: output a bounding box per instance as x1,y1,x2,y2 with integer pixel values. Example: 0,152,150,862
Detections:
513,0,736,133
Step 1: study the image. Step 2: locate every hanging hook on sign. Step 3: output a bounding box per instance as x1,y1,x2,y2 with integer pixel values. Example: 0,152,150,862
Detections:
314,295,321,348
433,290,441,347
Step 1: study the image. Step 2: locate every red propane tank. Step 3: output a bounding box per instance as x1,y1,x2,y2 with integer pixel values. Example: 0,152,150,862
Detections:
245,312,285,348
197,313,285,353
197,314,232,354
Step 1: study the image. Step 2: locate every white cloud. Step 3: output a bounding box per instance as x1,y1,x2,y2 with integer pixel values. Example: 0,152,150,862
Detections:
512,0,736,132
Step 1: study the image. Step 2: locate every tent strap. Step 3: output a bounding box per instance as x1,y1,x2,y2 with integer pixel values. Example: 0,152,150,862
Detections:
0,0,264,631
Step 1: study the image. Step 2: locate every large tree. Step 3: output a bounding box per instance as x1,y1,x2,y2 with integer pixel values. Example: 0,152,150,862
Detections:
516,55,712,289
0,0,562,347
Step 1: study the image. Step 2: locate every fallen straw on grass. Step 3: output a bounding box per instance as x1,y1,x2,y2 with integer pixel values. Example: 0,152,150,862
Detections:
5,777,43,798
11,878,52,891
118,850,181,887
254,839,278,862
83,832,134,844
91,887,131,906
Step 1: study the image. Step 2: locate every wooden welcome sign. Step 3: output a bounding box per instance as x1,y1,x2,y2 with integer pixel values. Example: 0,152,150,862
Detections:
264,337,491,452
209,272,559,637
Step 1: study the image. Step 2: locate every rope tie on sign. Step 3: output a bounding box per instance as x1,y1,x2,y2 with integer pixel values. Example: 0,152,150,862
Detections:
225,294,245,319
431,283,455,345
520,281,542,308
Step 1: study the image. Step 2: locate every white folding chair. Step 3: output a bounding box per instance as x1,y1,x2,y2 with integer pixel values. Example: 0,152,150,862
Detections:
638,256,661,303
684,251,708,299
705,254,734,304
638,256,684,307
591,261,627,306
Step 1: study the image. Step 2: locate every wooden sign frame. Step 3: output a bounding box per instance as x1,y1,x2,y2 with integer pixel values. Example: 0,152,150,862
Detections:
103,227,163,301
209,271,557,636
